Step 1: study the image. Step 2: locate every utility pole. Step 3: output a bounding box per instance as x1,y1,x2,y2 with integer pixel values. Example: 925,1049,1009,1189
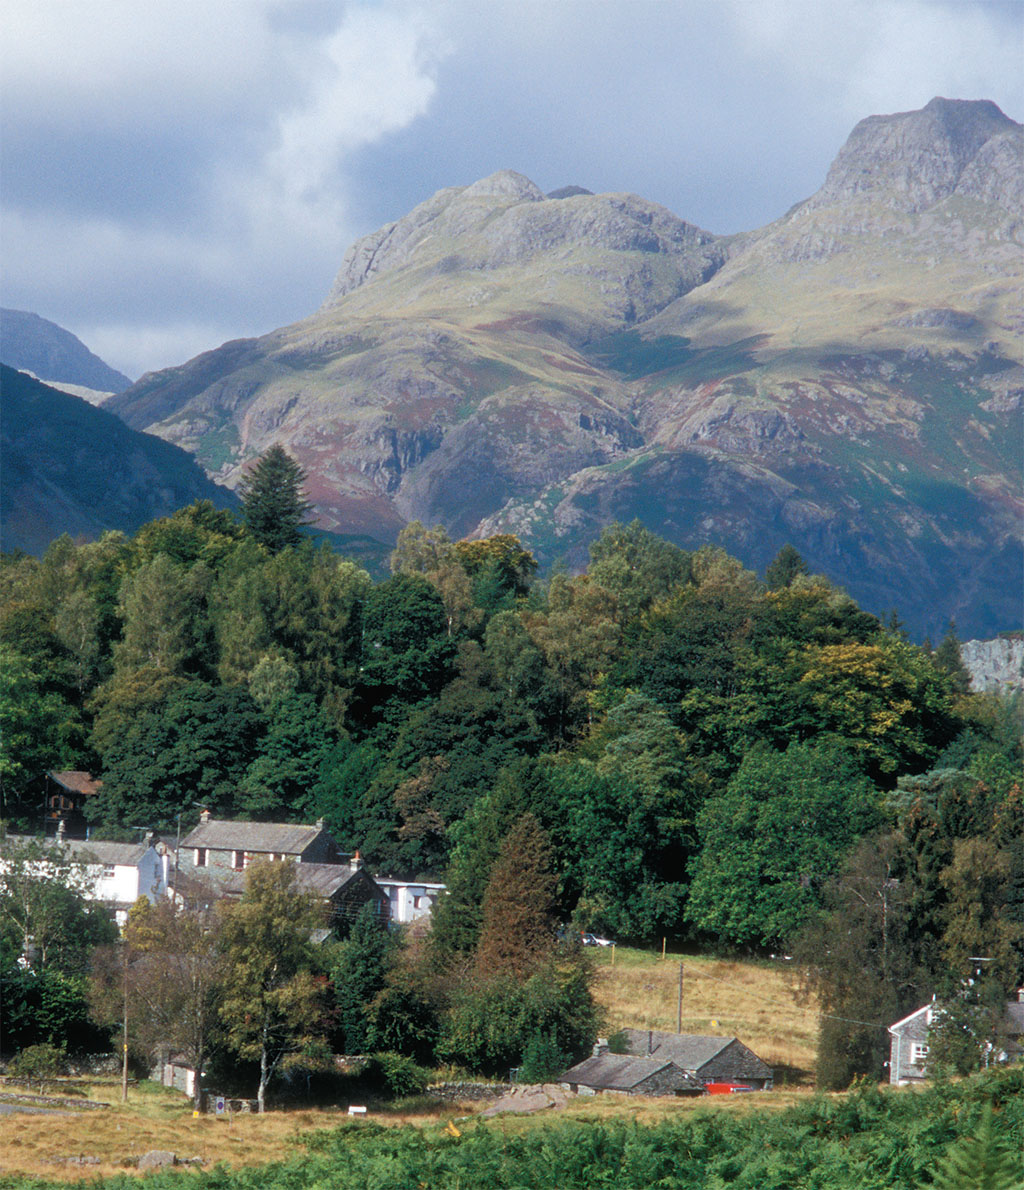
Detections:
677,962,683,1033
121,946,129,1102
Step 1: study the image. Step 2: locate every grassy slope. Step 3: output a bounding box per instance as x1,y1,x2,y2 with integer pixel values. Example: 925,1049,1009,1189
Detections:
589,947,816,1086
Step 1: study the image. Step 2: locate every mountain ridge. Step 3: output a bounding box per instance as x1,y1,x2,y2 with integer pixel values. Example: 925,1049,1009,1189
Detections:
98,98,1024,638
0,308,133,394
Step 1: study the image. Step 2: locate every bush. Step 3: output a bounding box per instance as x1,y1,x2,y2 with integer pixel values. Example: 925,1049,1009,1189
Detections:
7,1042,67,1088
518,1031,570,1083
439,963,598,1075
366,1052,430,1099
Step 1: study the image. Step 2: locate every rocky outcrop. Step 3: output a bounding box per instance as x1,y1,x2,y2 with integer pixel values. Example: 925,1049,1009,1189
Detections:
960,636,1024,693
322,170,725,316
806,97,1021,214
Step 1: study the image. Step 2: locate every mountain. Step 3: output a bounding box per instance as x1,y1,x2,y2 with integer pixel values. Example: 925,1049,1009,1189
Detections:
105,98,1022,639
0,365,235,555
0,308,133,394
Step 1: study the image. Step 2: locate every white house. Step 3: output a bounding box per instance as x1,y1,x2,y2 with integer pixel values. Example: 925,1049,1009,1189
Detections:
888,991,1024,1084
1,831,169,927
374,877,446,924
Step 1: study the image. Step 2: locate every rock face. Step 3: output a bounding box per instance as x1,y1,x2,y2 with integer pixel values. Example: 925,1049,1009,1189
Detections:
960,637,1024,693
0,308,132,393
808,97,1021,214
105,99,1022,639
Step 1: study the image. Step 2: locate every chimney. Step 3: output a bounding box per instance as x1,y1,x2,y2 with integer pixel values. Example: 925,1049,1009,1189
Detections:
351,849,363,871
315,817,325,831
648,1030,653,1056
1018,988,1024,1003
143,831,153,847
200,808,211,824
591,1039,609,1058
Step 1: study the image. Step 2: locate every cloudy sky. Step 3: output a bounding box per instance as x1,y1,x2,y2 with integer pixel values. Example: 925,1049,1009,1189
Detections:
3,0,1022,380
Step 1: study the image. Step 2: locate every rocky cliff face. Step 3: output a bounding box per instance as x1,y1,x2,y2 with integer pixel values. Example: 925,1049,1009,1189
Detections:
105,99,1023,639
960,637,1024,693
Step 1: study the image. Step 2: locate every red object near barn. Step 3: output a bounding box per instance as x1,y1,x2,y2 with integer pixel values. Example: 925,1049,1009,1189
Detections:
704,1082,755,1094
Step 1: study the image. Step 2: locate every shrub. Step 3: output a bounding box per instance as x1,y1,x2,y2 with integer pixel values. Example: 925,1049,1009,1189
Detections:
7,1042,67,1088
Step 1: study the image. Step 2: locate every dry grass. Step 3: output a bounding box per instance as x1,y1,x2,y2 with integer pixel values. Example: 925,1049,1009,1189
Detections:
0,953,819,1183
0,1078,460,1184
588,947,817,1085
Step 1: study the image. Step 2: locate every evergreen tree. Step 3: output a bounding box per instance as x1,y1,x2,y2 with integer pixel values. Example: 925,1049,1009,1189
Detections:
475,813,557,980
933,620,972,694
238,445,313,553
330,902,398,1053
765,544,809,590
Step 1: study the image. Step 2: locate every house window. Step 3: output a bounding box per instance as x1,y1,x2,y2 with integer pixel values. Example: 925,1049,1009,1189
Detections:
911,1043,929,1064
195,848,207,867
102,864,116,878
232,850,244,871
413,896,423,909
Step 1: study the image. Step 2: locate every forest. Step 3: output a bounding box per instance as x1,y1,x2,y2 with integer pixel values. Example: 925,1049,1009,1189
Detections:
1,448,1021,1091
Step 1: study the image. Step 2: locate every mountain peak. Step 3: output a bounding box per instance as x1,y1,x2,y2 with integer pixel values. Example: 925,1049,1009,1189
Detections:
461,170,545,202
809,97,1022,214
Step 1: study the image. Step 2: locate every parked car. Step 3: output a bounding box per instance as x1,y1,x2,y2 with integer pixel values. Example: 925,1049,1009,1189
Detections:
581,932,615,947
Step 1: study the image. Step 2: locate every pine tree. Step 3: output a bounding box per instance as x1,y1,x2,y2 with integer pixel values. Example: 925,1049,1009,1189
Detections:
933,620,972,694
238,445,313,553
765,543,809,590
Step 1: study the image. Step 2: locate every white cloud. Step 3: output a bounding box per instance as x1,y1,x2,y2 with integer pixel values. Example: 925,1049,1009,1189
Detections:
724,0,1023,122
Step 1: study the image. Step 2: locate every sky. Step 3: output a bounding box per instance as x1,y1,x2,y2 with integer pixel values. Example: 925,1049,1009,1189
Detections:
3,0,1022,380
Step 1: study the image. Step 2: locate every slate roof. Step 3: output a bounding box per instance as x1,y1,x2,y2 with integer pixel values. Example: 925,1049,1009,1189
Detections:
1,834,148,866
558,1053,704,1093
171,861,364,900
619,1029,773,1080
294,863,362,897
1004,1002,1024,1036
48,771,103,796
181,819,328,855
61,839,150,866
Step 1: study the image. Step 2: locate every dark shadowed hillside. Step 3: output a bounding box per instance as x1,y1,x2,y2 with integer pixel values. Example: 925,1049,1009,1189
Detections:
0,308,133,394
0,365,235,555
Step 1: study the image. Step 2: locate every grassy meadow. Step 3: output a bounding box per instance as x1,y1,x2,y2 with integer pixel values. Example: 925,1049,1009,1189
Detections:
0,948,820,1184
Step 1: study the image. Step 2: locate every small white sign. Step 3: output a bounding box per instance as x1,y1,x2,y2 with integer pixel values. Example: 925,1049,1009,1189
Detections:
348,1105,367,1115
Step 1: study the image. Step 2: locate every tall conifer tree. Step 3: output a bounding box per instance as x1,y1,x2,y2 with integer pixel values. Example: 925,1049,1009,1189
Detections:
239,445,313,553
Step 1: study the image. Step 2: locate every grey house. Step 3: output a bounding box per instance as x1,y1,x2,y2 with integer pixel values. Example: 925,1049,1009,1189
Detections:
616,1029,774,1089
559,1050,705,1097
179,812,343,874
888,991,1024,1085
172,813,388,932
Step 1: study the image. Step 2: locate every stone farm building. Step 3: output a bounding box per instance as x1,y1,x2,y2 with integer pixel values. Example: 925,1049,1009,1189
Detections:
616,1029,774,1090
559,1048,706,1097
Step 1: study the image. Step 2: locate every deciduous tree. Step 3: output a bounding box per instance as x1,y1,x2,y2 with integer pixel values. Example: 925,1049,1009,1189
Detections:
218,861,332,1112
